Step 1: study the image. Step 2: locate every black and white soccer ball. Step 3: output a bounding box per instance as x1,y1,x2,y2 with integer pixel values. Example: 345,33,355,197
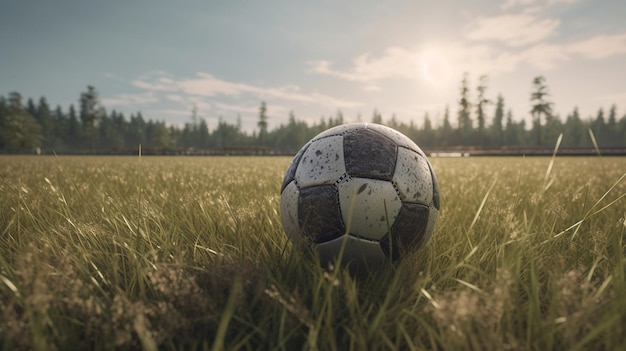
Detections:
280,123,440,269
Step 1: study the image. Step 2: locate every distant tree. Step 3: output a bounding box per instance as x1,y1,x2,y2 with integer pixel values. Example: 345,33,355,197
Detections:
490,94,505,146
440,105,452,146
422,112,433,146
475,75,491,146
371,109,383,124
530,76,553,146
0,96,7,149
503,109,525,146
198,118,210,148
2,92,42,151
591,108,607,146
258,101,268,145
127,112,146,149
148,121,172,152
607,105,618,146
334,110,344,126
67,105,81,150
563,107,585,148
457,72,472,145
79,86,101,153
35,97,54,151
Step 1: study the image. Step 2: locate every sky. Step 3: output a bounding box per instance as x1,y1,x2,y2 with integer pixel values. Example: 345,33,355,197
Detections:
1,0,626,133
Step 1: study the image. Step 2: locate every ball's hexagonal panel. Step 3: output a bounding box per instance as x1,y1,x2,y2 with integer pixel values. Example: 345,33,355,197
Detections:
344,128,397,181
298,185,345,243
366,123,425,156
312,123,364,141
337,178,402,240
280,181,301,243
316,235,388,269
295,135,346,188
392,147,433,205
281,143,310,192
380,203,430,260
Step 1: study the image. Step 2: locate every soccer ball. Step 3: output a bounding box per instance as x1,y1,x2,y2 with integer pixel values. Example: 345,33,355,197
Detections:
279,123,440,269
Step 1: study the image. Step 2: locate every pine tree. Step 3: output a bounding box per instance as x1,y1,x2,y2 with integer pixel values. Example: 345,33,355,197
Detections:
440,105,452,146
475,75,490,146
371,109,382,124
530,76,553,147
258,101,268,145
457,72,472,145
490,95,505,146
2,92,42,151
80,86,101,153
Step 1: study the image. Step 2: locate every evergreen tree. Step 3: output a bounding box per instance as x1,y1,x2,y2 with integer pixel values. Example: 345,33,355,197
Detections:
607,105,618,146
371,109,383,124
2,92,42,152
67,105,81,150
0,96,7,149
530,76,553,146
440,105,452,147
490,95,505,146
457,72,472,145
258,101,268,145
563,107,585,148
475,75,490,146
35,97,54,151
80,86,101,153
591,108,607,146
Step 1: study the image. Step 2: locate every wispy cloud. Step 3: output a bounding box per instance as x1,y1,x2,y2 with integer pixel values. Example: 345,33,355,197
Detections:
567,33,626,59
101,92,159,107
132,72,362,109
466,13,560,46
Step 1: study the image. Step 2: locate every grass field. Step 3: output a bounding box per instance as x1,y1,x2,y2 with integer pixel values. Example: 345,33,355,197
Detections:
1,155,625,350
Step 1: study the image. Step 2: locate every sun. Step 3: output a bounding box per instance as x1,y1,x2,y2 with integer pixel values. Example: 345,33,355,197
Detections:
418,50,452,87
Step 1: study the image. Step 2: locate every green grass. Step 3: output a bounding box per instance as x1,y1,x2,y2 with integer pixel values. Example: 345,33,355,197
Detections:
1,155,625,350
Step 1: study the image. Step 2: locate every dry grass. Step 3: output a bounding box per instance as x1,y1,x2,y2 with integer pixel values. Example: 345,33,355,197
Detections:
1,155,625,350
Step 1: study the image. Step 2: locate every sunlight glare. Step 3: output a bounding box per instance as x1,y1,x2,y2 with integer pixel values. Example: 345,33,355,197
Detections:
419,49,452,88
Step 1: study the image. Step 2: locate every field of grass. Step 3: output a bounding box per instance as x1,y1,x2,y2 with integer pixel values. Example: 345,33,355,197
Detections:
1,155,625,350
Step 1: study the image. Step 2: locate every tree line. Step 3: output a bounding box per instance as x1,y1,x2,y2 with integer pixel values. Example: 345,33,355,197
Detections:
1,75,625,155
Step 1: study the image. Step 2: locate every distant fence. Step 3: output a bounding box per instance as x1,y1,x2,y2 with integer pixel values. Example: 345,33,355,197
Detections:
425,147,626,157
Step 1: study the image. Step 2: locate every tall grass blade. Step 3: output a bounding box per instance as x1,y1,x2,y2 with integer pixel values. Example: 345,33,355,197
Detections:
544,133,563,189
588,129,602,157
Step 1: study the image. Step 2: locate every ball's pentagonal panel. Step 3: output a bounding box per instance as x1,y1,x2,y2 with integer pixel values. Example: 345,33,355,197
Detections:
317,235,388,268
337,178,402,240
280,181,301,243
392,147,433,205
366,123,425,156
312,123,363,141
298,185,345,243
380,203,431,260
295,135,346,188
344,128,397,181
281,143,310,192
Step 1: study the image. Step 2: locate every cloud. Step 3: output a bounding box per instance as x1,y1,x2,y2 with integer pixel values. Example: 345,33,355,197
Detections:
592,92,626,103
501,0,538,11
101,92,159,107
567,33,626,59
521,43,570,69
501,0,576,10
466,13,560,46
214,102,258,114
309,42,522,88
308,47,419,86
132,72,362,109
